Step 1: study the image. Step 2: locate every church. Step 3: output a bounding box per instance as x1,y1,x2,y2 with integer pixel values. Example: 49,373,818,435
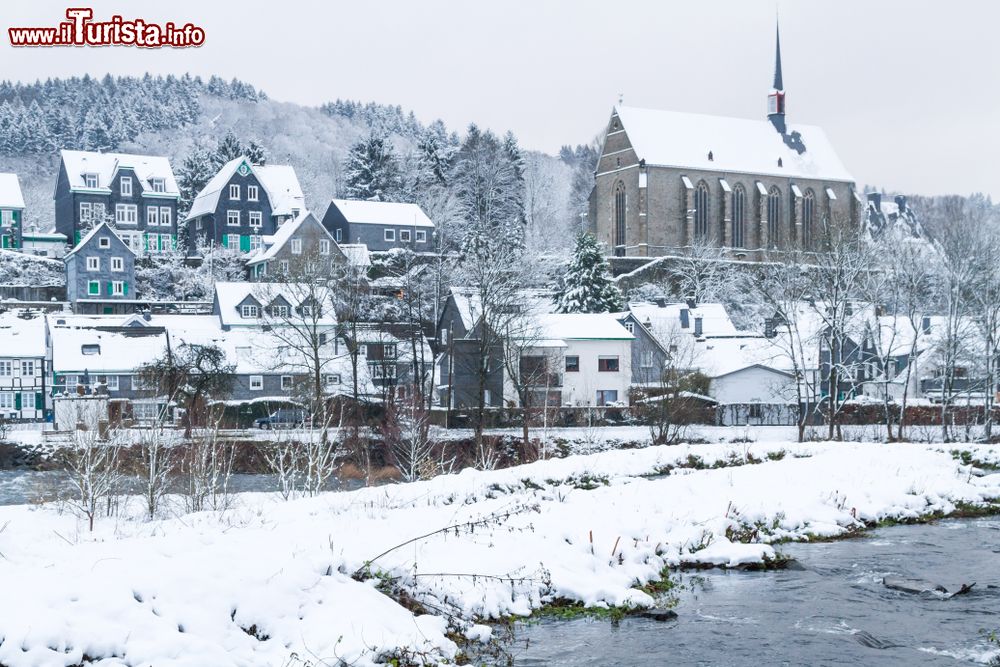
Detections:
588,24,861,260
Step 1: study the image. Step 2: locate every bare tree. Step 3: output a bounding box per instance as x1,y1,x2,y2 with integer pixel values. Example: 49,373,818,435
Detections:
669,238,745,305
65,427,123,531
136,427,174,519
180,418,236,513
390,400,436,482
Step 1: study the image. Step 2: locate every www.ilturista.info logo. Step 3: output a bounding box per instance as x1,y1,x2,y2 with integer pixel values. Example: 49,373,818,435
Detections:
8,8,205,48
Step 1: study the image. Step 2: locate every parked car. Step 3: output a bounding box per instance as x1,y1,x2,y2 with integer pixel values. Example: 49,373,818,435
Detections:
254,408,307,429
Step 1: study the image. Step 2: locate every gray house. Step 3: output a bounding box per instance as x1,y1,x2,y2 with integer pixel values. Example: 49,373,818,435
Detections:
63,222,137,315
0,173,26,251
54,150,180,253
246,211,346,280
321,199,434,252
185,157,304,254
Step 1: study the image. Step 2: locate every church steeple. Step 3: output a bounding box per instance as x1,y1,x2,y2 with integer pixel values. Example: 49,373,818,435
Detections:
767,19,786,134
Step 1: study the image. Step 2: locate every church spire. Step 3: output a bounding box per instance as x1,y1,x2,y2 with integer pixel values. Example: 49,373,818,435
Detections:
767,17,786,134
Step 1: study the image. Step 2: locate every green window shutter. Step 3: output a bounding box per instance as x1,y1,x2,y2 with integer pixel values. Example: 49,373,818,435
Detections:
106,282,113,296
74,231,81,245
14,393,20,410
171,235,177,250
1,235,7,248
221,235,228,248
35,392,42,410
123,281,129,295
240,235,250,252
12,210,19,223
88,281,98,295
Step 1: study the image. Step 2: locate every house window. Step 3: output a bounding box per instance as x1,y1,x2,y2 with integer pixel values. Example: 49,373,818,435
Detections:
693,180,709,241
88,280,100,295
732,184,746,248
623,321,634,333
160,207,172,227
613,180,626,254
372,364,397,380
98,237,110,249
146,206,159,226
802,189,815,249
84,173,98,188
247,185,259,201
596,390,619,406
335,229,342,242
249,375,263,390
116,204,137,225
106,375,119,391
598,356,620,372
63,375,78,389
325,374,342,387
0,361,10,376
249,211,262,228
21,360,34,376
227,234,241,248
384,229,395,242
79,202,93,221
86,256,100,271
281,375,293,390
565,355,580,372
241,305,259,318
229,184,240,200
416,230,427,243
151,178,165,193
227,210,240,226
400,229,411,242
112,281,124,295
269,304,289,318
749,403,763,419
291,238,302,254
319,240,330,255
160,234,172,251
120,176,132,197
384,344,397,359
111,257,123,272
0,393,12,410
279,260,289,274
249,235,262,251
767,186,782,247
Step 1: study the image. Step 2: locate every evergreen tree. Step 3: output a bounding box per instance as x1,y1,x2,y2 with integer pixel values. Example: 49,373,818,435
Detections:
215,130,244,163
343,131,403,201
554,233,623,313
176,146,216,216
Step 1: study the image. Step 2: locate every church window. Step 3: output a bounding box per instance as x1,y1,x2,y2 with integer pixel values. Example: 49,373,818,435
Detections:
613,181,626,255
767,186,782,248
732,184,746,248
803,189,815,249
693,181,709,242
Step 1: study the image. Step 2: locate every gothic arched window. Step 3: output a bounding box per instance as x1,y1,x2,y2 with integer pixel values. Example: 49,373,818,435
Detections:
732,184,746,248
802,188,815,249
613,181,626,255
767,186,782,247
694,180,709,242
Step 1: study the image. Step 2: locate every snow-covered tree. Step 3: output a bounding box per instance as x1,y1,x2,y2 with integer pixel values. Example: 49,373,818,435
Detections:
554,233,623,313
343,131,403,201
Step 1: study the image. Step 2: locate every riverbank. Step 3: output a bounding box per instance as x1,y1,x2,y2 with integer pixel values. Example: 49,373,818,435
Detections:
0,441,998,666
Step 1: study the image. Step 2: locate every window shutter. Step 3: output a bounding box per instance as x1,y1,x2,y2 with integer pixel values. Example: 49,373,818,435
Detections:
240,235,250,252
107,282,113,295
221,235,228,248
14,393,20,410
35,392,42,410
124,282,129,295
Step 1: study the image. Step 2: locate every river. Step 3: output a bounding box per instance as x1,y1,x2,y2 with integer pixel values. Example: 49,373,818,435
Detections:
515,518,1000,666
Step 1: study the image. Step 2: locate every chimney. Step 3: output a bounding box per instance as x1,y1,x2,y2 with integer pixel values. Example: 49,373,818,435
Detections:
694,317,703,337
894,195,907,214
867,192,882,211
685,297,696,309
654,297,667,308
680,308,690,329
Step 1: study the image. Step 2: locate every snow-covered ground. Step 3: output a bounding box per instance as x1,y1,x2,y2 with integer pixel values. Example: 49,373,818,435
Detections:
0,441,998,666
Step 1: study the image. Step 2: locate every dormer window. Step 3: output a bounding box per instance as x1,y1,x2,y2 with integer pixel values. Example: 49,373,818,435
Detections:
120,176,132,197
241,304,259,318
84,173,99,189
81,344,100,355
151,178,165,193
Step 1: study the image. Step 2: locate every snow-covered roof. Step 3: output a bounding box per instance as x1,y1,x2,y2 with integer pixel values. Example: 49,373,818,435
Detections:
449,287,556,332
59,149,179,196
0,310,46,357
0,173,25,209
613,106,854,183
625,302,738,341
339,244,372,268
535,313,634,341
213,281,338,328
246,211,337,266
63,222,135,259
49,323,168,374
691,336,794,378
186,158,305,221
330,199,434,228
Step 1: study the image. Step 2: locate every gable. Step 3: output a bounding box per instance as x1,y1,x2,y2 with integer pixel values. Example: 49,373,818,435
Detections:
236,294,261,311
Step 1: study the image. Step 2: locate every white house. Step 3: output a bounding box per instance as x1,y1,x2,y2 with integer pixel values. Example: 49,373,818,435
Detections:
0,310,48,420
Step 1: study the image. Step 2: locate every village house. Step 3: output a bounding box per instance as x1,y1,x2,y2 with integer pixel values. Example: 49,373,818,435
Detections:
184,157,304,254
0,310,48,421
588,25,859,259
246,211,346,280
321,199,435,252
0,173,25,251
63,222,137,315
54,150,181,253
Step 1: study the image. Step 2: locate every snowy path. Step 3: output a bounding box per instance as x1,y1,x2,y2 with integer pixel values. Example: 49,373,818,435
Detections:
0,441,997,666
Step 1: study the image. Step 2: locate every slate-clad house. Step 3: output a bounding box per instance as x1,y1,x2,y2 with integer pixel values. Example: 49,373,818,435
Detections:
321,199,434,252
185,157,304,254
63,222,137,314
0,310,48,421
0,173,26,250
54,150,181,254
246,211,346,279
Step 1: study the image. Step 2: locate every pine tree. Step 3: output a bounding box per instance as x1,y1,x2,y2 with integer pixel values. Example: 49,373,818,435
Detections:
342,131,403,201
176,146,216,216
554,233,623,313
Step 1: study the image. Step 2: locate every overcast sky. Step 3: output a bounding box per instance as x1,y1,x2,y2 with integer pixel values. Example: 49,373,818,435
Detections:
3,0,997,198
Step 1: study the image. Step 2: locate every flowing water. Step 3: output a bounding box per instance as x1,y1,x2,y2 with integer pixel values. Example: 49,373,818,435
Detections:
515,519,1000,666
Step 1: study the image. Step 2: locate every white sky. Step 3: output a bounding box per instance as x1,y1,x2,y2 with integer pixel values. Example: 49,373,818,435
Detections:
3,0,997,198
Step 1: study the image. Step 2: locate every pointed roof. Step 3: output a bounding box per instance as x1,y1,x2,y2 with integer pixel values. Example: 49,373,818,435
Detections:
773,21,783,91
185,157,305,221
245,211,342,266
59,150,179,197
329,199,435,228
63,221,135,259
